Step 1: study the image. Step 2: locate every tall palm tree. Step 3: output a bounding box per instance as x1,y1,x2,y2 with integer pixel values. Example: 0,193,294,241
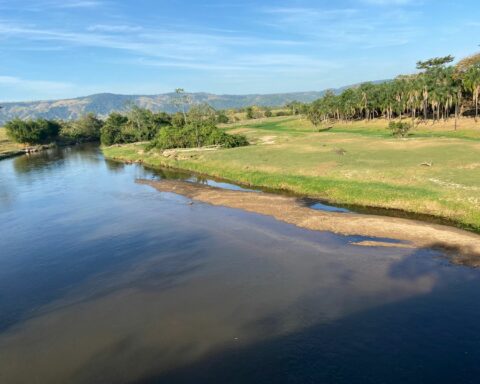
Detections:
462,64,480,121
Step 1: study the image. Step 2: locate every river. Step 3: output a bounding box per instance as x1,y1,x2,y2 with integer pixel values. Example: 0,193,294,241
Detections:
1,144,480,383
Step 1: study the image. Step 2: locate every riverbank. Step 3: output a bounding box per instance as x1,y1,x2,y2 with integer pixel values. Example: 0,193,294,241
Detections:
102,116,480,232
0,128,24,159
139,178,480,266
0,128,99,160
0,126,58,159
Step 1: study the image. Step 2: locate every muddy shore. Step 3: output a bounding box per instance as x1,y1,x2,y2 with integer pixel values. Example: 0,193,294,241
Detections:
138,178,480,267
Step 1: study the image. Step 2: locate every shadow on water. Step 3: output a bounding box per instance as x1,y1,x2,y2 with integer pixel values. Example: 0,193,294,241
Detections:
142,287,480,384
2,144,480,383
0,226,210,332
137,245,480,384
1,237,480,383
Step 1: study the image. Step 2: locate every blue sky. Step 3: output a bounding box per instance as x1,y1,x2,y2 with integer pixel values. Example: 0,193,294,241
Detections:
0,0,479,101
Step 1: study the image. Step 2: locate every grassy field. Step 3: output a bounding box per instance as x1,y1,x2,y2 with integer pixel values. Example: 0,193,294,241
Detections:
0,128,23,159
103,117,480,231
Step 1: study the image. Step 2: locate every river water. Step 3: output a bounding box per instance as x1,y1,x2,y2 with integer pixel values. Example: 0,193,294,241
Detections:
1,144,480,384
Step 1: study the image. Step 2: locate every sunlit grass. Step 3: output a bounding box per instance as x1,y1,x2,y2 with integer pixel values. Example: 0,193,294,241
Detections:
103,116,480,231
0,128,23,158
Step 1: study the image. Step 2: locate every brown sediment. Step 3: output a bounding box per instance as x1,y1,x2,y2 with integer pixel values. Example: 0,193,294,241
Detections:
350,241,415,249
137,179,480,267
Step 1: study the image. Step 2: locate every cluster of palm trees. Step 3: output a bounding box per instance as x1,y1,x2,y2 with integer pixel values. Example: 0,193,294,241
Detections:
307,53,480,128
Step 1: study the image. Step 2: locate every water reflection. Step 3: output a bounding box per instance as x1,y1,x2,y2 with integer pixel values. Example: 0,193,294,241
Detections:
104,158,125,172
11,144,103,175
0,145,480,384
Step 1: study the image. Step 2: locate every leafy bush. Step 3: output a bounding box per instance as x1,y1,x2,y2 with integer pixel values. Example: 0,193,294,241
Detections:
61,113,103,140
216,113,230,124
148,122,248,150
100,108,171,146
126,106,166,141
5,118,61,144
171,112,186,127
388,121,412,137
246,107,255,119
152,112,172,127
100,113,128,146
264,108,273,118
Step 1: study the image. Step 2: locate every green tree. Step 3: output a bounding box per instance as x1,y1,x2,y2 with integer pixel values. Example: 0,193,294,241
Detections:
172,88,192,125
171,112,185,127
149,121,248,150
285,101,305,115
388,121,412,138
126,106,160,141
307,103,323,128
61,113,103,140
216,112,230,124
185,104,217,147
462,64,480,121
100,113,128,146
5,118,61,144
245,106,255,119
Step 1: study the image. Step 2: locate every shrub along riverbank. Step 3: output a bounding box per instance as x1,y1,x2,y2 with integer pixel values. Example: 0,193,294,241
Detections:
103,116,480,232
0,114,105,159
1,104,248,158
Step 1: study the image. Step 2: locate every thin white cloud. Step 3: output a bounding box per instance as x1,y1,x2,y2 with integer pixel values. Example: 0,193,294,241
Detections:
0,75,72,91
266,7,359,19
57,0,103,8
262,5,421,48
87,24,142,33
0,0,435,99
0,75,76,102
361,0,416,5
134,54,339,72
2,0,107,11
0,21,304,63
40,0,105,8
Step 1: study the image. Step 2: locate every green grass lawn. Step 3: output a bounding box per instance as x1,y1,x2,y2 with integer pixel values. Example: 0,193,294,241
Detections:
0,128,23,159
103,117,480,231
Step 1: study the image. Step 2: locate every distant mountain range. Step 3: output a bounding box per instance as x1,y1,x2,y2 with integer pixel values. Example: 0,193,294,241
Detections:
0,82,386,124
0,91,323,124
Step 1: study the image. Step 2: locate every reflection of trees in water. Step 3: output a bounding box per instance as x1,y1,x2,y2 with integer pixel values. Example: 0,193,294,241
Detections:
13,147,65,175
196,175,209,184
12,144,100,176
64,144,102,166
104,159,125,173
153,167,192,181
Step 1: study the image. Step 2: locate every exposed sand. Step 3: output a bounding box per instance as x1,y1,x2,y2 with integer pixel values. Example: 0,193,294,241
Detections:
138,179,480,267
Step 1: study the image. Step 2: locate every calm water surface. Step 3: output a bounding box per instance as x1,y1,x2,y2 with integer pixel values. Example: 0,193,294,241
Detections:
1,145,480,384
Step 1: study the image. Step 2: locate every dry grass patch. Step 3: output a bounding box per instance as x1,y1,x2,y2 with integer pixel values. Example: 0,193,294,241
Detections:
0,128,23,158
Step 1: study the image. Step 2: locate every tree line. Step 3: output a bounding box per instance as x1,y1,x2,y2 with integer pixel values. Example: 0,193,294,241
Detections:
5,52,479,148
306,53,480,128
4,103,248,150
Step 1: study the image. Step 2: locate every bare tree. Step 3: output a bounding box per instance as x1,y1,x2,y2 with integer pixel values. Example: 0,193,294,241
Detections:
173,88,192,125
